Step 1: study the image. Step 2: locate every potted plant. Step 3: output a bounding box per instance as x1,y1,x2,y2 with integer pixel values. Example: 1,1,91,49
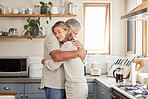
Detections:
0,5,3,14
40,1,52,20
24,17,42,40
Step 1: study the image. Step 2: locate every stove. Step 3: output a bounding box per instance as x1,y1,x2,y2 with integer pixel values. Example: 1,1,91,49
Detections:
117,83,148,99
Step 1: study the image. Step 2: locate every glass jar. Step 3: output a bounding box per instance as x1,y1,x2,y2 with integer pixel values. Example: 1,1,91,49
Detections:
34,5,40,14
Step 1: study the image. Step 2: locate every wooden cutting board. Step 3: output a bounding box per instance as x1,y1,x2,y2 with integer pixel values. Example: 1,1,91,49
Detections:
0,92,16,96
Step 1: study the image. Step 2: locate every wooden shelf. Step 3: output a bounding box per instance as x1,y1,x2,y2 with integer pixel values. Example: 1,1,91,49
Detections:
0,14,77,17
0,36,46,38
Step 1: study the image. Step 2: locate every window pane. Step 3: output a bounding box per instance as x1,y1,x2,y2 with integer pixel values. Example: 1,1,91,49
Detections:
85,6,106,50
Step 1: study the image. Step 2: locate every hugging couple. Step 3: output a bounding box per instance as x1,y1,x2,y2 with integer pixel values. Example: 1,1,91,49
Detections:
40,18,88,99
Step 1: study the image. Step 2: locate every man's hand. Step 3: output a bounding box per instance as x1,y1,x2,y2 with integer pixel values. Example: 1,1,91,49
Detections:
41,59,46,65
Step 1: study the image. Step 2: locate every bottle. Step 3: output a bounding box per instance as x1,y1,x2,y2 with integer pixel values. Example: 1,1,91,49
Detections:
68,2,73,15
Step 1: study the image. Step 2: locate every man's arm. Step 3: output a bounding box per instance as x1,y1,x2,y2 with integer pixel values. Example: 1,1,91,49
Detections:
41,59,63,71
50,49,84,62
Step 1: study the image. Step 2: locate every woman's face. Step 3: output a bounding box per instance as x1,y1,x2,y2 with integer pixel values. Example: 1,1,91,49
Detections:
54,26,68,42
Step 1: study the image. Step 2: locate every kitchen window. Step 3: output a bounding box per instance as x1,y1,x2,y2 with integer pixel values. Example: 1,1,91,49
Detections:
83,3,110,55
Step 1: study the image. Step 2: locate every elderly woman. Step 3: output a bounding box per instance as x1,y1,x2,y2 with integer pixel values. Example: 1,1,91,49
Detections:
42,21,88,99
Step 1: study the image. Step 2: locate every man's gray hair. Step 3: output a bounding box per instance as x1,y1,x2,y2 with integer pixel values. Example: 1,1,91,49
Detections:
66,18,81,32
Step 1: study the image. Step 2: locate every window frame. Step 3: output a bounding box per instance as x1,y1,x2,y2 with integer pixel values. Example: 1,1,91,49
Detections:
83,3,110,55
126,21,136,54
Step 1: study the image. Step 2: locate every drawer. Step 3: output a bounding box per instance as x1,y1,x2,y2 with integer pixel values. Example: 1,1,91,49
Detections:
87,83,94,93
25,83,45,94
0,83,24,93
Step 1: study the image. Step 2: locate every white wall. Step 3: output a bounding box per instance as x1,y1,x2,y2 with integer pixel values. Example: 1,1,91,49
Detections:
0,0,126,57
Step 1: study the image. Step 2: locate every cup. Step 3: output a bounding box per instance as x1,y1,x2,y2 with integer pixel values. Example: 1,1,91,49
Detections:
3,7,11,14
27,8,33,14
13,9,19,14
20,8,26,14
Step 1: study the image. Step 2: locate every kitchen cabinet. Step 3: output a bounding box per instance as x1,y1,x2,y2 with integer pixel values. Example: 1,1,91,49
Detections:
96,83,112,99
87,82,97,99
0,83,24,99
0,82,107,99
0,83,45,99
25,83,45,99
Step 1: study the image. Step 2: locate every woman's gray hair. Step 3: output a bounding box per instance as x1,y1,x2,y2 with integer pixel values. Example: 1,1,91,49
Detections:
66,18,81,32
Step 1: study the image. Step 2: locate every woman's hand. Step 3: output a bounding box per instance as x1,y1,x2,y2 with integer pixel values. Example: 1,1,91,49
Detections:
72,40,86,61
72,40,83,49
41,59,46,65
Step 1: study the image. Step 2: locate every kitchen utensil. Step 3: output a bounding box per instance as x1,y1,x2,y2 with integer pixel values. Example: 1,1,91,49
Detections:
34,5,40,14
68,2,76,15
50,5,59,14
8,28,17,36
113,67,123,82
2,32,8,36
3,7,11,14
27,8,33,14
90,62,101,76
13,9,19,14
29,63,42,77
20,8,26,14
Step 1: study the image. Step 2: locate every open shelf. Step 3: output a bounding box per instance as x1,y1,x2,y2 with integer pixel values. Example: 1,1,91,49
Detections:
0,14,77,17
0,36,46,39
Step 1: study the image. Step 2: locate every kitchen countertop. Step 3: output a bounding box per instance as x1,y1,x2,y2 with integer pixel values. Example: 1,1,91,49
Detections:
0,75,136,99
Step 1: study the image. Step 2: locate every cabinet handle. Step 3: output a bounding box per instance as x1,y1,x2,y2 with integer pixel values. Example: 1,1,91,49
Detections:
38,87,43,90
3,86,10,90
20,95,24,98
101,90,104,95
89,93,93,97
111,93,116,98
26,95,28,99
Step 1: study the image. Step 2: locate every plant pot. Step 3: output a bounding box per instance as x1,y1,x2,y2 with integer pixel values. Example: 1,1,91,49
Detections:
0,7,2,14
30,24,39,36
40,7,47,14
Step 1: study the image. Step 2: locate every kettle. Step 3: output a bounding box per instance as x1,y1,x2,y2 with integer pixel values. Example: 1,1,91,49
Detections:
9,28,17,36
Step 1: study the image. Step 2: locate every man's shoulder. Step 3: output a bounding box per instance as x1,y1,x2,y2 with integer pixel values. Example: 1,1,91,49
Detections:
45,33,57,42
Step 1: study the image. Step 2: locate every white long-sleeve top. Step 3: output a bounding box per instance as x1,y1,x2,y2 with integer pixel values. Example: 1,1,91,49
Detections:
44,41,86,83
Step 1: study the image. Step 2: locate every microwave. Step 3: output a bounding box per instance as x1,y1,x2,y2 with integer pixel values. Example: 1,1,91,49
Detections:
0,57,28,77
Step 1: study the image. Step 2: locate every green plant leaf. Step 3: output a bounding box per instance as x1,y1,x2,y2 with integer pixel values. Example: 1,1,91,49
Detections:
40,2,45,6
32,35,36,38
39,31,43,35
24,32,28,36
48,2,52,5
46,20,49,24
27,17,30,23
40,27,43,31
24,25,28,30
27,37,32,40
47,11,52,20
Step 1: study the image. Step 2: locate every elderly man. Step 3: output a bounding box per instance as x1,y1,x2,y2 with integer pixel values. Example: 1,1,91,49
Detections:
41,18,85,99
